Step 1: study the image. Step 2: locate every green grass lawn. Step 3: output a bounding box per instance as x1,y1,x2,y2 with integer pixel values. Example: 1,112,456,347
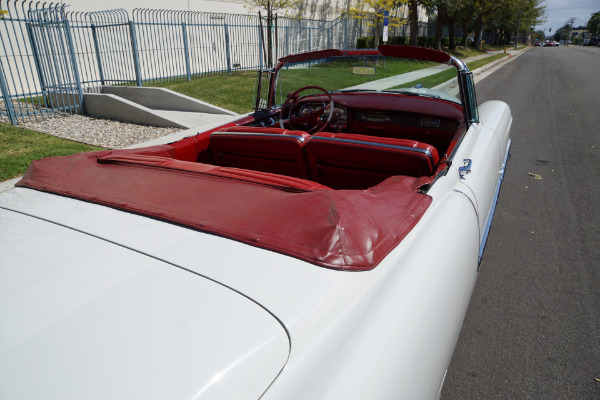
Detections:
155,70,259,114
156,58,436,114
0,123,104,181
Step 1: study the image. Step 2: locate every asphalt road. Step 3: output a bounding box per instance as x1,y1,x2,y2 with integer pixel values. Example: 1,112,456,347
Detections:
442,46,600,399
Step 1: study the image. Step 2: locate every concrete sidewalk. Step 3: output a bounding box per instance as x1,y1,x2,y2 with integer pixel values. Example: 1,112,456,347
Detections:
345,48,525,91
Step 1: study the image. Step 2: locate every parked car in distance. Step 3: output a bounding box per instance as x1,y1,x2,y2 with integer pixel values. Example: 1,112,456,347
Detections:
0,45,512,400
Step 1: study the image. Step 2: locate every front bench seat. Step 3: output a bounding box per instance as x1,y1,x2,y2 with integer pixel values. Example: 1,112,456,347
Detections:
305,132,440,190
210,126,312,179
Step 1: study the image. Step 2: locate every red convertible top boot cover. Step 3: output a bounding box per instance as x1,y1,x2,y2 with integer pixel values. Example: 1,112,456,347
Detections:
17,149,432,270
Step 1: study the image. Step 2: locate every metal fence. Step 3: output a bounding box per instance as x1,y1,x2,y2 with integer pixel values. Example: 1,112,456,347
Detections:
0,0,448,125
0,1,84,124
67,10,366,89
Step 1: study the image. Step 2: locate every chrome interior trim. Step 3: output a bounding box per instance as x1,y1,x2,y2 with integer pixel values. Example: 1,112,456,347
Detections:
310,136,433,160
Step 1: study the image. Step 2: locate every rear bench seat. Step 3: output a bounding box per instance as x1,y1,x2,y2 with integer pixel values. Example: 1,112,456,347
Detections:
210,126,312,179
99,154,330,191
304,132,440,190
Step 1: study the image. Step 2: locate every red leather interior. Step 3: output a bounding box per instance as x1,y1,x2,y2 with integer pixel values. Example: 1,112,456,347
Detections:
99,154,330,191
348,119,464,155
305,132,440,190
170,135,200,162
210,128,312,179
18,151,432,270
290,92,464,154
168,122,238,163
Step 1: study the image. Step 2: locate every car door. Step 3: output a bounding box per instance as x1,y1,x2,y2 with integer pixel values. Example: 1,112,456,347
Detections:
451,73,503,261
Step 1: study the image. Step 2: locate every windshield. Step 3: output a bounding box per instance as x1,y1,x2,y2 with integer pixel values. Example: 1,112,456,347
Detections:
273,55,462,106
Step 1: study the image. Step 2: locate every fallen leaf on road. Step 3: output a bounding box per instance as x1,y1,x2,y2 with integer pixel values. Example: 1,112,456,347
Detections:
528,172,543,180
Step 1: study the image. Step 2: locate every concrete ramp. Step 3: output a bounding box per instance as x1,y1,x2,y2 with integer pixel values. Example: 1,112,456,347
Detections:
84,86,239,129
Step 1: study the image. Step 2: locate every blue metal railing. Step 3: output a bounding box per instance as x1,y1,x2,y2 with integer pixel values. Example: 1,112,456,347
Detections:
1,0,85,123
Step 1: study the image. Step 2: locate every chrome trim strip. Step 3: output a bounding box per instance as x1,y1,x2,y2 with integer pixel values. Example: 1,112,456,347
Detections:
449,55,468,72
310,136,433,160
478,139,512,265
453,188,478,216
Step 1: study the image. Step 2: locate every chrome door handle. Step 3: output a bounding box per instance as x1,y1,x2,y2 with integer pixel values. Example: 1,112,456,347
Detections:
459,159,472,179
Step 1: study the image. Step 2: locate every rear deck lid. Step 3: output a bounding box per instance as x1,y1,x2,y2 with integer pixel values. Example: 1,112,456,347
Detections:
0,208,289,400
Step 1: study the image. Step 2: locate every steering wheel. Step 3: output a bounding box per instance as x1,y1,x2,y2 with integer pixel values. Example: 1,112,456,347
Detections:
279,85,334,134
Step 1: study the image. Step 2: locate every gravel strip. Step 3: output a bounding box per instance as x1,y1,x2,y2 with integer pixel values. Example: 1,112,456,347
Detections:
19,113,180,149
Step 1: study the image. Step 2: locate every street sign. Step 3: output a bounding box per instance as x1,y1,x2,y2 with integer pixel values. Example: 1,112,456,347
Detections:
383,11,389,43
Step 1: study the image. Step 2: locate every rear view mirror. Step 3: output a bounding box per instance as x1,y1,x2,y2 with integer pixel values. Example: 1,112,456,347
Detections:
351,66,376,76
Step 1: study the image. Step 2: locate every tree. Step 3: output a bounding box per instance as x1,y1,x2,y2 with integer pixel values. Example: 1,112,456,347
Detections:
347,0,409,47
532,29,544,42
587,11,600,37
472,0,545,47
408,0,419,46
428,0,468,50
554,17,576,42
427,0,448,50
245,0,300,67
457,0,475,46
469,0,502,47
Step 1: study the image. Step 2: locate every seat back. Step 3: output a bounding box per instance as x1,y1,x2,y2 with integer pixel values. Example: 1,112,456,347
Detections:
99,154,330,191
305,132,439,190
210,127,311,179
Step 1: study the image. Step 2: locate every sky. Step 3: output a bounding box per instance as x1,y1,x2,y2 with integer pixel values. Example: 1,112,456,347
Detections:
541,0,599,33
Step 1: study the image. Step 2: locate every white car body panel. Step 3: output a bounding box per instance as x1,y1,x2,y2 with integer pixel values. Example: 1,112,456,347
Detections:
0,167,480,399
0,207,289,400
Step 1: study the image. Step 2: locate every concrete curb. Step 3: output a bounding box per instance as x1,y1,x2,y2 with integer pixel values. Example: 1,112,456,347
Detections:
124,127,200,149
473,47,529,83
433,47,529,94
0,177,22,193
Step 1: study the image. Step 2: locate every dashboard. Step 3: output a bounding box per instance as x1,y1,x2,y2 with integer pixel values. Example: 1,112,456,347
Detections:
295,103,347,130
248,93,463,145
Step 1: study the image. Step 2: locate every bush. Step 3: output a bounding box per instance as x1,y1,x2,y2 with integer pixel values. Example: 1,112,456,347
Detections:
357,36,375,48
417,36,434,47
389,36,409,45
357,35,435,48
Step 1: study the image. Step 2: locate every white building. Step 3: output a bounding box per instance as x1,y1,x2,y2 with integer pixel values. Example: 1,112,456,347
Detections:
62,0,427,23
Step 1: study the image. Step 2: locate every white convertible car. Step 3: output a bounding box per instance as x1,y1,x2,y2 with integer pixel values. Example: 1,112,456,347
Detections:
0,46,511,399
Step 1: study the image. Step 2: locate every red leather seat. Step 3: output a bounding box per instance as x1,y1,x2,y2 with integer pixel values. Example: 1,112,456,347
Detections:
98,154,330,191
210,127,312,179
305,132,440,190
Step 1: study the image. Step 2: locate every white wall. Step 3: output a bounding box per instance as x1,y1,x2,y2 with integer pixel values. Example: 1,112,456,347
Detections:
61,0,248,15
61,0,427,23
